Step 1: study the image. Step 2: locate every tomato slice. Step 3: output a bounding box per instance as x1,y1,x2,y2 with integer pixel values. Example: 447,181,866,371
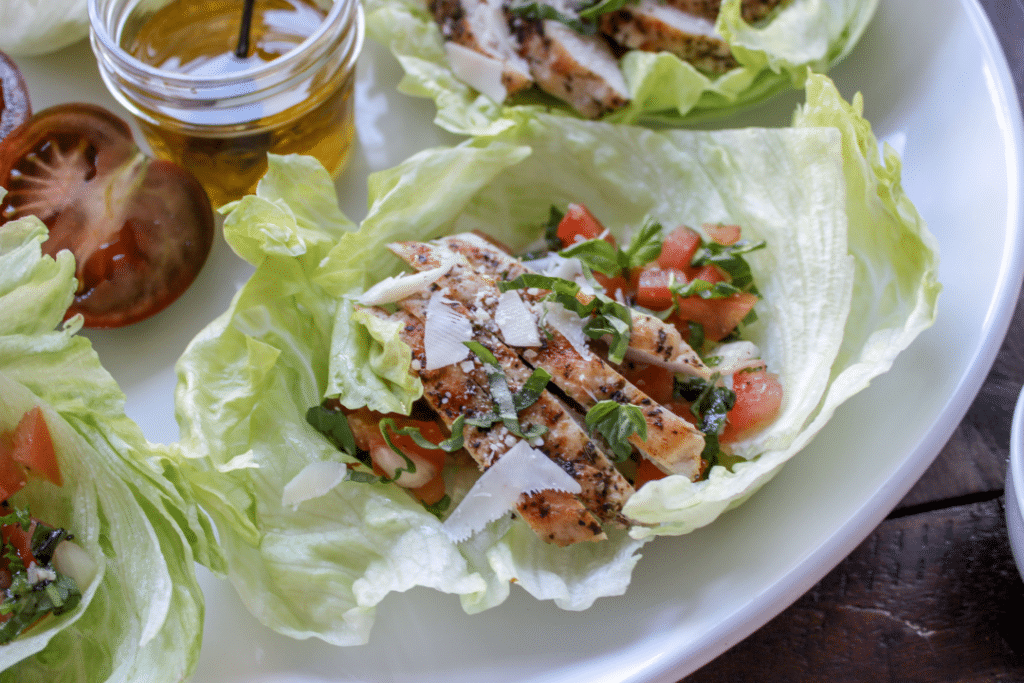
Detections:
10,407,61,487
557,203,614,248
721,370,784,442
0,103,214,328
0,51,29,142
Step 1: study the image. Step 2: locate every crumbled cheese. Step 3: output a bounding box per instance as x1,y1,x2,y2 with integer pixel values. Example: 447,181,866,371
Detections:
460,359,476,373
26,562,57,585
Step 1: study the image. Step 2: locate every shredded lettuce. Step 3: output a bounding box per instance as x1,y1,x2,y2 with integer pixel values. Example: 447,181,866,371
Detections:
0,216,223,682
171,73,938,645
364,0,879,134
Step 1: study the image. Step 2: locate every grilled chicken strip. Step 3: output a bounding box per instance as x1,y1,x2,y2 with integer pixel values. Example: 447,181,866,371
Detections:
390,239,705,480
514,19,630,118
600,0,736,74
430,0,534,97
396,290,635,525
441,232,711,379
364,306,607,546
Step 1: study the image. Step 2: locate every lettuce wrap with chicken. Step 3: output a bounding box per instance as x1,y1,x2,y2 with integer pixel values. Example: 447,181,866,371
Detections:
171,73,939,646
0,215,223,682
365,0,879,134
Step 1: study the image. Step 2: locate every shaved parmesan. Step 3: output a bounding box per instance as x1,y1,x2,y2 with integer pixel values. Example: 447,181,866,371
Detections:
357,259,455,305
494,290,540,347
442,440,582,543
445,42,508,103
541,300,593,359
424,291,474,369
281,461,350,509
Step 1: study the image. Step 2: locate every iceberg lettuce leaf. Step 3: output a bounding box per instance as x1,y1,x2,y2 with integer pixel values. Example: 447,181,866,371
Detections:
172,74,937,644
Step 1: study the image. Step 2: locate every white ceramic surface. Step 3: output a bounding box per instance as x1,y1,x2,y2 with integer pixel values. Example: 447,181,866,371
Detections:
1007,386,1024,578
10,0,1024,680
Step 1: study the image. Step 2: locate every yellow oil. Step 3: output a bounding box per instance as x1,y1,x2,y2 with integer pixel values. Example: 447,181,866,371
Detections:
124,0,356,207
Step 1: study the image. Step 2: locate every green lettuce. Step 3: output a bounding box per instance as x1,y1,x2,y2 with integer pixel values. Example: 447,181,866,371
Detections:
364,0,879,134
0,217,224,682
171,73,938,645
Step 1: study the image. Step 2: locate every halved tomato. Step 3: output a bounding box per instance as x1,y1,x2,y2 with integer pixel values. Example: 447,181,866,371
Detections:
0,103,214,328
0,51,29,142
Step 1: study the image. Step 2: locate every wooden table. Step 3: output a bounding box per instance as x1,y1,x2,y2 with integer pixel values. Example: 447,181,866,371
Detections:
685,1,1024,679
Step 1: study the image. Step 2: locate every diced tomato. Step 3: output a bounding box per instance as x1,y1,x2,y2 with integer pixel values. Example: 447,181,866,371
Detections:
0,434,27,501
10,407,61,487
664,401,699,427
619,360,675,405
704,223,742,245
557,203,614,248
411,472,447,506
690,264,727,285
635,267,683,311
633,458,667,489
388,419,448,473
594,272,629,300
1,519,36,568
671,292,758,342
657,226,701,273
720,371,783,442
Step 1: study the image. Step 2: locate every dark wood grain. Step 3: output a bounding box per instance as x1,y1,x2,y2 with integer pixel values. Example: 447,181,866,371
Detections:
685,499,1024,682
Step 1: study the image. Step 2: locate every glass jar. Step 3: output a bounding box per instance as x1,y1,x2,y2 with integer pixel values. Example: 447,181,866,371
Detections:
89,0,363,207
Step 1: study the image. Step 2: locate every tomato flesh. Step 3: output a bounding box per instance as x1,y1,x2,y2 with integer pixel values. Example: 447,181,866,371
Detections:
619,360,675,405
10,407,61,487
0,434,27,501
557,203,614,248
721,371,784,442
704,223,741,245
0,103,214,328
657,226,701,273
633,458,667,489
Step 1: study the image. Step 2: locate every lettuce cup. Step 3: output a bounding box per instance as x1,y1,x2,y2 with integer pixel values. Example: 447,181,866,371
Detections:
0,217,222,682
365,0,879,134
171,73,939,646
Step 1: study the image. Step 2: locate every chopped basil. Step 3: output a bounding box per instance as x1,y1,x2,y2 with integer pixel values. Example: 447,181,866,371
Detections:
577,0,638,19
692,237,766,295
497,272,634,363
584,400,647,461
674,374,736,476
558,217,664,277
0,507,82,645
463,341,550,440
507,1,596,33
305,404,357,455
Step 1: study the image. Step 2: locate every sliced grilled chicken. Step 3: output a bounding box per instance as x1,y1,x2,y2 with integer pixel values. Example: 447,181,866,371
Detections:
396,288,635,525
390,239,705,480
599,0,736,74
441,232,711,378
661,0,786,23
364,306,607,546
515,19,630,118
430,0,534,99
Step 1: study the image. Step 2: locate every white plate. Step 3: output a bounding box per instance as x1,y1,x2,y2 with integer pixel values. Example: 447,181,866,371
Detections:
11,0,1024,680
1007,385,1024,578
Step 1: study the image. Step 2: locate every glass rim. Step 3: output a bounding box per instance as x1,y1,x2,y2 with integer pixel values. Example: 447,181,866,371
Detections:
88,0,360,88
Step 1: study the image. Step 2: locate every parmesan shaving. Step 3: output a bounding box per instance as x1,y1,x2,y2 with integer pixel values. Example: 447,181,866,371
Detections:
541,300,593,359
281,461,350,509
494,290,540,347
442,440,582,543
424,291,474,369
357,258,455,306
445,42,508,103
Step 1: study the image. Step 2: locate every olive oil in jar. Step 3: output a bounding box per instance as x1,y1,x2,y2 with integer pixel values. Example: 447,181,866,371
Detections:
98,0,363,207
